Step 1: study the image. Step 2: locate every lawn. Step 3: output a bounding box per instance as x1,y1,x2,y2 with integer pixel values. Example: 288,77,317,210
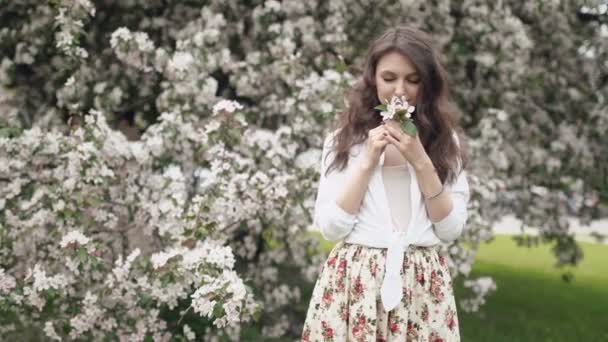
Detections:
455,235,608,342
309,233,608,341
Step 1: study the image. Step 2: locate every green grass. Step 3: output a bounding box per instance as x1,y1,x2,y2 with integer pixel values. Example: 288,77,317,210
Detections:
456,235,608,342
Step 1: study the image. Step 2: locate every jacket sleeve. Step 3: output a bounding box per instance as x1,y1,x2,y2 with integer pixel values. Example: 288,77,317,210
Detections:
431,132,471,243
313,133,359,242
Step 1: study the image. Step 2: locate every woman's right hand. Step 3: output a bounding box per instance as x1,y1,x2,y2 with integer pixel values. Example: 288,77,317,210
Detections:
360,124,389,171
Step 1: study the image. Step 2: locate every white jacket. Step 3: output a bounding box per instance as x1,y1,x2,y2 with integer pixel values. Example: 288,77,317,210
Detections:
313,130,470,311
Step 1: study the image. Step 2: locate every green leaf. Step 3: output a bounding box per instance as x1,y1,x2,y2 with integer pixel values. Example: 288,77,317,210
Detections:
160,272,174,287
374,104,387,111
77,248,88,263
212,302,225,318
401,119,417,137
335,60,347,74
0,127,22,138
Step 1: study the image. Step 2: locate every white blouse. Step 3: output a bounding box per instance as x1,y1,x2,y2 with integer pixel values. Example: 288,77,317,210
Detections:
313,130,470,312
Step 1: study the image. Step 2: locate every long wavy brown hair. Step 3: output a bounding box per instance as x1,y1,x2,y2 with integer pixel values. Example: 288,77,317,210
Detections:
325,26,468,185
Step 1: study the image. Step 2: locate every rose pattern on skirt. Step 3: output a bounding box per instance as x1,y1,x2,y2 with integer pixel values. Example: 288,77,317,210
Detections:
302,241,460,341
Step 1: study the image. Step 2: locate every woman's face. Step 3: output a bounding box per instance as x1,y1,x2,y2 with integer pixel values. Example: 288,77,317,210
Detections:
374,51,421,106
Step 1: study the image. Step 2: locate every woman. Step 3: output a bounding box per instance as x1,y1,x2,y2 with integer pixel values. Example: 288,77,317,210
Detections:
301,26,470,341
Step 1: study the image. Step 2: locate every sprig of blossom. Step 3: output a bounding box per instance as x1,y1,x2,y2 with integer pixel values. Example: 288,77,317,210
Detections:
212,99,244,115
52,0,96,60
110,27,155,72
0,268,16,294
59,231,91,249
167,51,195,79
459,276,497,312
375,95,417,136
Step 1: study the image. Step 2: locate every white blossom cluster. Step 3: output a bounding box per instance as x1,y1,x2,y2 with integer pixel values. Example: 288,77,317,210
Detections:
53,0,95,59
460,276,498,312
110,27,156,72
0,109,261,340
59,230,91,248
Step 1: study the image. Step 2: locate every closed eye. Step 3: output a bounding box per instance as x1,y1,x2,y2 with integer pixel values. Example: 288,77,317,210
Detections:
383,78,420,84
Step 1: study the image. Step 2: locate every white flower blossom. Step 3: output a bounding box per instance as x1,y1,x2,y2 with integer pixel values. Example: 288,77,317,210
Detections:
28,264,68,293
150,249,181,270
167,52,194,74
379,95,415,121
183,324,195,341
0,268,16,294
65,76,75,87
60,231,91,248
212,99,244,115
44,321,62,341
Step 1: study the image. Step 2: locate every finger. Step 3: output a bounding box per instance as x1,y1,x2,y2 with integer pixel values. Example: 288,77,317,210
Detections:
379,131,390,142
369,131,382,142
384,132,401,147
373,135,387,146
374,132,388,144
368,127,382,138
387,121,405,136
372,128,388,139
383,119,399,128
377,126,389,134
383,124,402,141
374,138,389,150
370,125,388,136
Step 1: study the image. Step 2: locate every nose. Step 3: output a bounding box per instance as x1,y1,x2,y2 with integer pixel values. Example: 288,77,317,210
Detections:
394,81,406,97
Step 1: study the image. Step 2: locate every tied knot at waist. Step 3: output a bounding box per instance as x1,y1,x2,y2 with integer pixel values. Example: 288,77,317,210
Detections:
381,230,424,312
342,230,441,312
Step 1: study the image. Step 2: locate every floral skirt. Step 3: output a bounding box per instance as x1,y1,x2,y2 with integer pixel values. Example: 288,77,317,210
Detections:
301,241,460,342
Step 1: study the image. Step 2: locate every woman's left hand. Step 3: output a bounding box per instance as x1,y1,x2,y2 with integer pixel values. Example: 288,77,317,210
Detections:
382,119,432,170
